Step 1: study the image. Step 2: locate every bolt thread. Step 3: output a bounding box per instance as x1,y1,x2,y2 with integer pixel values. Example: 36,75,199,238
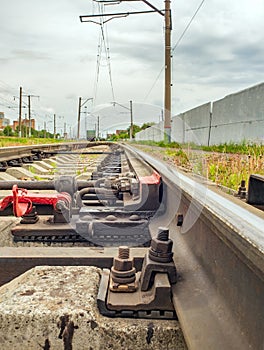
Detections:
118,246,130,259
157,227,169,241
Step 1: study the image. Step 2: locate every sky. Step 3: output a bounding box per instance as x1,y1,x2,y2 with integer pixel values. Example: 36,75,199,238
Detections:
0,0,264,137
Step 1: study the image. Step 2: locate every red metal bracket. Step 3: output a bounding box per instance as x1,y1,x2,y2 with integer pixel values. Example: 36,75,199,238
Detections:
0,185,71,217
139,171,161,185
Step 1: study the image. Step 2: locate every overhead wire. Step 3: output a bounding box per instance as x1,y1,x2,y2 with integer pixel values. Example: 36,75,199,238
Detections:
0,95,22,112
172,0,206,53
0,95,16,105
0,101,15,110
0,80,17,95
0,79,55,131
93,3,104,103
143,0,207,102
0,82,37,120
93,42,102,103
92,3,116,104
90,0,146,106
143,66,164,102
101,4,115,101
0,81,18,109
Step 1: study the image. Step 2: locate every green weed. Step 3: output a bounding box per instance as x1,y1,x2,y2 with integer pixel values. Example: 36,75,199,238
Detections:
0,136,67,147
134,141,264,191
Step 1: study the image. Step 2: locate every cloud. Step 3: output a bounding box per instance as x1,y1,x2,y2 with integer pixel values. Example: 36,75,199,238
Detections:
10,50,52,61
1,0,264,130
0,58,9,64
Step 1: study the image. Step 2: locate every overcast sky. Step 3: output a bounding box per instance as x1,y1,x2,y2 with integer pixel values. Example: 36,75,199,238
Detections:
0,0,264,136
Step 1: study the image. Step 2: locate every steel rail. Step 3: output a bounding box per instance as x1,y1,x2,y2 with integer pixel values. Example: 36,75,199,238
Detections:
0,141,113,162
126,145,264,350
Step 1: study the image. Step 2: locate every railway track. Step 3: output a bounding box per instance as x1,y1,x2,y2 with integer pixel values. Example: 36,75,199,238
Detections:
0,141,263,350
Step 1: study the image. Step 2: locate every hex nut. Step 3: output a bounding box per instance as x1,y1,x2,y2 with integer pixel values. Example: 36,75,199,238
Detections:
150,237,173,254
113,257,133,272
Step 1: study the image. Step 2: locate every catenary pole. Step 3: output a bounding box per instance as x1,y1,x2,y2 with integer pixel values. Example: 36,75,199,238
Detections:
80,1,172,141
164,0,171,142
26,94,39,137
19,87,22,137
129,100,133,141
53,114,56,139
28,95,31,137
77,97,82,139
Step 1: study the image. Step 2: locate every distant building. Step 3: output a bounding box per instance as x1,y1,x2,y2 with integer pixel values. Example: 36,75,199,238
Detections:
0,112,10,130
116,129,127,135
12,118,36,131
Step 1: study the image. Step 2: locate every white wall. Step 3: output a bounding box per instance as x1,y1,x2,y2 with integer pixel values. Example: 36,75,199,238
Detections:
135,82,264,145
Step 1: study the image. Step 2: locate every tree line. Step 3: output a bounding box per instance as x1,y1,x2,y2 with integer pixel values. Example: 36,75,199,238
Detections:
0,125,56,138
108,122,155,140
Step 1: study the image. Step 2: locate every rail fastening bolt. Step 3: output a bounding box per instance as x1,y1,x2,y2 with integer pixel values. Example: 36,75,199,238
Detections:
157,227,169,241
110,246,136,286
239,180,247,199
118,246,130,260
149,227,173,263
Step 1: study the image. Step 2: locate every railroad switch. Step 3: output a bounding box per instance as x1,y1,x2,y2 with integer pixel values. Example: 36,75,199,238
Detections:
97,227,178,319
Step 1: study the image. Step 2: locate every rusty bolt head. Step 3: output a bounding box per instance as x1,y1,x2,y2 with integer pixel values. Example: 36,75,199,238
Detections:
113,257,133,272
111,246,136,286
111,246,134,272
150,237,173,254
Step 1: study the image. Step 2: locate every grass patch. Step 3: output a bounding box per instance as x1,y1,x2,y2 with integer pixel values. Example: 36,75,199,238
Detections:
196,153,264,190
28,166,37,174
134,140,181,149
34,175,48,181
134,141,264,191
0,136,67,147
200,141,264,156
134,140,264,155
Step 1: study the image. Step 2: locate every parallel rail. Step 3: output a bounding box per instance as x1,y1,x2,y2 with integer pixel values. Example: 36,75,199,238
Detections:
0,141,112,164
